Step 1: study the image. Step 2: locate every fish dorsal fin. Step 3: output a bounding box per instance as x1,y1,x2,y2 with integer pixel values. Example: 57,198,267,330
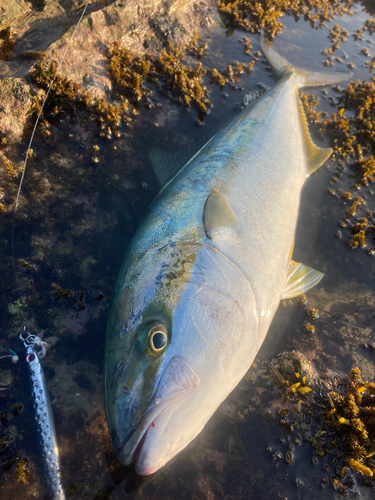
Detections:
203,188,239,239
149,94,264,187
150,125,226,187
281,260,324,299
149,146,195,186
298,99,332,176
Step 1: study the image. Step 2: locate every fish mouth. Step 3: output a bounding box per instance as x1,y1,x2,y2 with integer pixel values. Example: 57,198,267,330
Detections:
119,356,200,474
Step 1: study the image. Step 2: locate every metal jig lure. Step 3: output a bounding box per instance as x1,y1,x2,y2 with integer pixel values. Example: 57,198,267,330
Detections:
20,331,65,500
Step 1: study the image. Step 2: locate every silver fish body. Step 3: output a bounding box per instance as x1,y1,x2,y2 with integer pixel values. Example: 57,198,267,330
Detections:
23,339,65,500
105,36,351,475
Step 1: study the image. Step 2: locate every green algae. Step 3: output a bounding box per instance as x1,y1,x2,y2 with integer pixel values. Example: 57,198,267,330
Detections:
8,299,28,316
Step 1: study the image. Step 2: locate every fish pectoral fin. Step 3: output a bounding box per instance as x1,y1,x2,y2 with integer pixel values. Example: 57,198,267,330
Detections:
281,260,324,299
298,99,332,176
203,188,239,239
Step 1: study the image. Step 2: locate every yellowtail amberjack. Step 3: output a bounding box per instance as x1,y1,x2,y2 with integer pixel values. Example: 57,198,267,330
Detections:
104,35,352,475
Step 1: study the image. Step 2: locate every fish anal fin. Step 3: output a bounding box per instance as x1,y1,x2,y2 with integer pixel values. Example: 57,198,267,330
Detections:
203,189,239,239
281,260,324,300
298,99,332,176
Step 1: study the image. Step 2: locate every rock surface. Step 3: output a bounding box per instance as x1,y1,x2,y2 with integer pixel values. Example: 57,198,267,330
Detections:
0,77,30,142
3,0,218,97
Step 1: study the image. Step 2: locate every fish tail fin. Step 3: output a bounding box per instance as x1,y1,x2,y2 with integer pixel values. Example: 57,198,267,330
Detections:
260,34,353,87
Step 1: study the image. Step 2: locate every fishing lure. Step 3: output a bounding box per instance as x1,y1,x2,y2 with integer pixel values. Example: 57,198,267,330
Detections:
20,331,65,500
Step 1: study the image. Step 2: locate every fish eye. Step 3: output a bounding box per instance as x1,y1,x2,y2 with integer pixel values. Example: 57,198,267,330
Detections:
148,325,168,354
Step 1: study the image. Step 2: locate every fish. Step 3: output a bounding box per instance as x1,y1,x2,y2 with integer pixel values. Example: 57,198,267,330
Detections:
20,331,65,500
104,35,351,475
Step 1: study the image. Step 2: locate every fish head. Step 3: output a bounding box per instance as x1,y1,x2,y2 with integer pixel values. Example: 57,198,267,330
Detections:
105,240,258,475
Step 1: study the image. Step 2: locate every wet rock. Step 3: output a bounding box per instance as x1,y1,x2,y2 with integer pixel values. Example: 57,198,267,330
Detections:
0,0,29,26
302,285,375,380
0,369,13,388
48,359,102,421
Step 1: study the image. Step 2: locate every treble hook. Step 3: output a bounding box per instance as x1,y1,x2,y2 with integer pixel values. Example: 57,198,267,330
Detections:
19,329,49,359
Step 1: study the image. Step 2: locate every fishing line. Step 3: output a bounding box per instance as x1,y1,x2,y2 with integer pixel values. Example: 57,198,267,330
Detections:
11,1,92,276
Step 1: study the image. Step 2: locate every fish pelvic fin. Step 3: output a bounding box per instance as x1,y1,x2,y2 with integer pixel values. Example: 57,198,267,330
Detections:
260,34,353,87
281,260,324,300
